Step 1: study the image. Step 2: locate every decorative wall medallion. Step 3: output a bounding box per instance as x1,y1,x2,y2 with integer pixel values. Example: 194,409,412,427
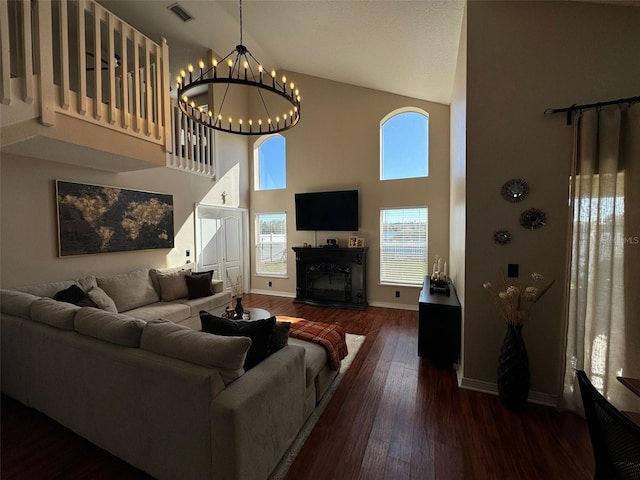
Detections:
501,178,529,202
519,208,546,230
493,229,512,245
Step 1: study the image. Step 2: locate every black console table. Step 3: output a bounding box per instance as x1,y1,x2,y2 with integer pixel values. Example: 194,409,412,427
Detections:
293,247,367,310
418,276,461,366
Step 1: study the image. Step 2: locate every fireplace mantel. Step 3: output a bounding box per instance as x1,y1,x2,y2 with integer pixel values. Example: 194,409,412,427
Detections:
292,247,368,310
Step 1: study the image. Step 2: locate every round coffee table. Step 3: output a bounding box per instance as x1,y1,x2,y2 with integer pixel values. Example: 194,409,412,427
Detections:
239,307,271,320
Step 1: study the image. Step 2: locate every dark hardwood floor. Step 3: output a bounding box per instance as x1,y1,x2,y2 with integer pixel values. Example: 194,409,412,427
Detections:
1,293,593,479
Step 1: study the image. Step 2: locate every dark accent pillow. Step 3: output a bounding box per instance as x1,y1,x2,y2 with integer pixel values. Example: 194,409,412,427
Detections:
185,274,214,299
199,311,275,370
54,285,98,308
270,321,290,354
192,270,214,278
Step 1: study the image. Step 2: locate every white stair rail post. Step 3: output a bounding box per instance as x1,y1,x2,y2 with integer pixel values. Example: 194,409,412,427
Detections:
0,0,11,105
21,0,34,104
37,0,55,126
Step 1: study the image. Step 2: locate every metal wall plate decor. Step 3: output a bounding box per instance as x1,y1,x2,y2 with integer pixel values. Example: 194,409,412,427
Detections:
493,229,512,245
501,178,529,202
519,208,546,230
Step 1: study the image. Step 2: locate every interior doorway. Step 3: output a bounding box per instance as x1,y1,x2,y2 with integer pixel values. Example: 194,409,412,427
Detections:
194,203,249,295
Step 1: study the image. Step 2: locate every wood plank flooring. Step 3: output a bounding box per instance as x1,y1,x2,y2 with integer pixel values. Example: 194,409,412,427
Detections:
1,293,594,479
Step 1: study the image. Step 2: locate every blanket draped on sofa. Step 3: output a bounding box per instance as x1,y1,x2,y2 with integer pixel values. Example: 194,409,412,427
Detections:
278,317,348,370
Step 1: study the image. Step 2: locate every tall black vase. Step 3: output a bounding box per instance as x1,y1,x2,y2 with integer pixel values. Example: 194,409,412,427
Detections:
497,324,530,412
234,296,244,318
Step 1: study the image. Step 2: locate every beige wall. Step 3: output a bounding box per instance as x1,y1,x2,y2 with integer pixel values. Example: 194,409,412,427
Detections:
450,5,467,375
248,73,451,307
0,134,247,288
464,1,640,399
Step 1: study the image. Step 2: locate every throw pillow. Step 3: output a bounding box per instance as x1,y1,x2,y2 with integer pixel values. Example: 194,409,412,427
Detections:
53,285,99,308
86,285,118,313
156,268,191,301
185,273,214,299
200,311,276,370
270,320,290,354
192,270,214,277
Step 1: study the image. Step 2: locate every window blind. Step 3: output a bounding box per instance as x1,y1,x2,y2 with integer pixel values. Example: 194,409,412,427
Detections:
380,207,428,285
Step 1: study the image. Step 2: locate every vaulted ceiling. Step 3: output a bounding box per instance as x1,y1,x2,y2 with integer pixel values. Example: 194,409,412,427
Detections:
99,0,465,105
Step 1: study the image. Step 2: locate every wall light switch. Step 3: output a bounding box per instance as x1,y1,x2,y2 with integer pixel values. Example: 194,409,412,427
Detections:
507,263,519,278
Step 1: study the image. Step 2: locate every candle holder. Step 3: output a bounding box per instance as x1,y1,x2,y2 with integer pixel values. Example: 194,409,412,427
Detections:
429,277,451,296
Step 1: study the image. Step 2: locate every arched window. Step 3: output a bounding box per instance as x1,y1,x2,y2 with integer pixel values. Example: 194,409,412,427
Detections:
380,109,429,181
254,135,286,190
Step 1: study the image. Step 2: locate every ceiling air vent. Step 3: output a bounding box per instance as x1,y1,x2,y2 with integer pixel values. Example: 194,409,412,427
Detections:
167,3,194,22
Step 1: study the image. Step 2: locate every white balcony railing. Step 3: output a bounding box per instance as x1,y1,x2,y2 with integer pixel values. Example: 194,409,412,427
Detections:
167,99,216,177
0,0,215,177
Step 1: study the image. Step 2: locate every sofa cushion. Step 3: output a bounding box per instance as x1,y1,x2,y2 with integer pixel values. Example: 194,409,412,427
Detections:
74,307,146,347
0,289,42,319
124,302,191,323
14,275,96,298
85,285,118,313
156,268,192,301
30,297,81,330
289,337,331,389
140,320,250,385
200,312,276,370
96,269,159,312
185,273,214,299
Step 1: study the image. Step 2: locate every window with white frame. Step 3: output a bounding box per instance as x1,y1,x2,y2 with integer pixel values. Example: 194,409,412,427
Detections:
254,135,286,190
255,213,287,276
380,207,428,286
380,109,429,181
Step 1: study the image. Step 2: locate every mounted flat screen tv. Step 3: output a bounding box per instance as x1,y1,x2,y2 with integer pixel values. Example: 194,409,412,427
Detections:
295,189,359,231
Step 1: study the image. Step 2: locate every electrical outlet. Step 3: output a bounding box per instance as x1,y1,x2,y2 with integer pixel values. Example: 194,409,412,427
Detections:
395,290,400,298
507,263,519,278
185,249,190,257
268,281,272,287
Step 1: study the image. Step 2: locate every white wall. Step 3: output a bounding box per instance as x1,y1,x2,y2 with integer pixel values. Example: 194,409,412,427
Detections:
0,136,247,288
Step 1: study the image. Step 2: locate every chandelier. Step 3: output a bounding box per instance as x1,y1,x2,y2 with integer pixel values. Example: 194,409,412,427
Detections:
176,0,301,136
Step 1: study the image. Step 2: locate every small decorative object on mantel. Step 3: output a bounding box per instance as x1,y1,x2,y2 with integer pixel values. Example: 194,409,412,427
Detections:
519,208,547,230
483,270,555,412
429,255,450,295
501,178,529,202
493,229,512,246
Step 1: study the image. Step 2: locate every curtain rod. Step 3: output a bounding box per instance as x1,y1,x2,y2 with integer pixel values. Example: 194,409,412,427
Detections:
544,95,640,125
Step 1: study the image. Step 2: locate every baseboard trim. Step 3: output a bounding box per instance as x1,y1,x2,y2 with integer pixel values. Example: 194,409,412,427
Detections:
459,376,558,407
368,301,418,311
248,291,418,311
250,289,296,298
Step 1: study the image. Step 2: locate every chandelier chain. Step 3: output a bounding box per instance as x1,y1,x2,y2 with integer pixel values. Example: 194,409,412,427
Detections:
239,0,243,46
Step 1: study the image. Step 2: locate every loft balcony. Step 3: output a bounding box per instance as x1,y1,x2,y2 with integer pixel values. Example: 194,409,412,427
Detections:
0,0,215,177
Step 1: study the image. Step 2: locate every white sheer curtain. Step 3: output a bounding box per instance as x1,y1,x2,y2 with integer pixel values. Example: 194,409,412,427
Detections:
561,104,640,413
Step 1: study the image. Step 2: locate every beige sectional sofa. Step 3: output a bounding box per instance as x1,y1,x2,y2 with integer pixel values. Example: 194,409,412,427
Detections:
0,267,340,480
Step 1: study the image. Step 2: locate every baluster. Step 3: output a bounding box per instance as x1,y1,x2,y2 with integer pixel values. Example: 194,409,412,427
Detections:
58,0,70,110
120,20,129,129
0,0,10,104
21,0,33,104
77,0,86,115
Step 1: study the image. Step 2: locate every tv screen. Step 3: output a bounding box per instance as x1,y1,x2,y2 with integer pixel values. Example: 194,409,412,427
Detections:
295,190,359,231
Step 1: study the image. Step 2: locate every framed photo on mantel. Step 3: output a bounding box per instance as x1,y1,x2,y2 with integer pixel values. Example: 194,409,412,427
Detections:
56,180,174,256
